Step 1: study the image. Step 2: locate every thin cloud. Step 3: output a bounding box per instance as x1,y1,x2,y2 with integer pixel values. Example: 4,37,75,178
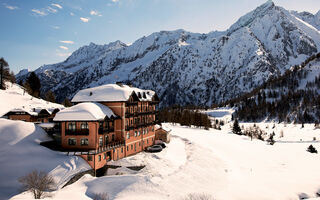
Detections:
51,3,62,9
47,6,57,13
59,46,68,50
80,17,90,22
70,12,75,16
31,9,47,16
51,25,60,29
56,52,71,57
4,4,18,10
90,10,102,16
60,40,74,44
112,0,119,2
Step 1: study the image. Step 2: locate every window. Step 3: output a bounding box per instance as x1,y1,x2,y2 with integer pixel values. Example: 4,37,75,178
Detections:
131,144,133,150
112,134,115,141
98,155,101,161
80,138,88,146
105,136,109,145
152,126,154,131
127,132,130,139
147,139,149,144
121,148,123,153
80,122,88,130
103,153,106,160
87,155,92,161
142,129,145,135
134,131,137,137
68,122,76,131
127,146,129,151
99,137,103,147
139,142,141,146
68,138,76,145
138,131,140,136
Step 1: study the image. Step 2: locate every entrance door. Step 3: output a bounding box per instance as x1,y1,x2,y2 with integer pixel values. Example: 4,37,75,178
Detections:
117,149,119,160
105,135,109,146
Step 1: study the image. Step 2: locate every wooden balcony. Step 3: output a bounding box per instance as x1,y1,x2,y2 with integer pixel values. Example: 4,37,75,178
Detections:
65,129,89,135
98,127,114,135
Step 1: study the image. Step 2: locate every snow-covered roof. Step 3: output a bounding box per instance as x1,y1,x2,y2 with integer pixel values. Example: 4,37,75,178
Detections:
3,107,62,117
155,124,171,132
71,84,157,103
53,102,117,121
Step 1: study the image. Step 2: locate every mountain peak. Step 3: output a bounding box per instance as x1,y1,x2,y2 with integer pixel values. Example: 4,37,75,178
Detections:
228,0,275,33
316,10,320,18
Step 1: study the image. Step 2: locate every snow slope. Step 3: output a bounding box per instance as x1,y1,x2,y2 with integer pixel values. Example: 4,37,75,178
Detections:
16,1,320,106
0,82,64,117
12,115,320,199
0,119,90,199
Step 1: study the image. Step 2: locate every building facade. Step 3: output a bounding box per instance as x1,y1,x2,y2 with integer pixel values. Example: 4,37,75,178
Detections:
54,83,159,170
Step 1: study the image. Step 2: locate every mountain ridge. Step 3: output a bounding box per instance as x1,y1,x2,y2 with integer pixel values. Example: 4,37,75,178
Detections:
17,1,320,106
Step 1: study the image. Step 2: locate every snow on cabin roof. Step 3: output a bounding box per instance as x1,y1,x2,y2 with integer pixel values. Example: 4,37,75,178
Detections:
71,84,156,103
3,107,62,117
53,102,117,121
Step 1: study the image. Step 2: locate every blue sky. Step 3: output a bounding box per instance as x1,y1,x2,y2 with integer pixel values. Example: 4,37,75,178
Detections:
0,0,320,73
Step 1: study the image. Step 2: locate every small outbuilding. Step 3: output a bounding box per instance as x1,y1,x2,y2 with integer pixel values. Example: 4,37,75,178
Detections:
155,125,171,143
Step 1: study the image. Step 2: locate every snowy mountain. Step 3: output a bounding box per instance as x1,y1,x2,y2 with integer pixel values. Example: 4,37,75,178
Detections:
17,1,320,106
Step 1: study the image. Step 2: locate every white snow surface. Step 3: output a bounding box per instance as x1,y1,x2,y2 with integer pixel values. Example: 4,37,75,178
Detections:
12,109,320,200
72,84,155,103
0,83,64,117
0,119,90,199
54,102,116,121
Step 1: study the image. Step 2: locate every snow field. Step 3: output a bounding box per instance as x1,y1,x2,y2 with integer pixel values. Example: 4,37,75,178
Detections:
0,119,90,199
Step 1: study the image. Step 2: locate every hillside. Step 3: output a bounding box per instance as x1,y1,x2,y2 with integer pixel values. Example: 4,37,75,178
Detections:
16,1,320,106
0,82,64,117
225,53,320,123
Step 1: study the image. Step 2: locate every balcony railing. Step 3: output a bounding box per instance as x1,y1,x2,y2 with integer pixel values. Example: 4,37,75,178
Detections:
65,129,89,135
97,141,125,153
125,122,155,130
98,127,114,134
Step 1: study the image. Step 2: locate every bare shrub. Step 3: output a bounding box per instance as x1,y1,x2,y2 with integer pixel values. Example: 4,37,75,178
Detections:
243,125,267,141
183,193,214,200
93,192,110,200
18,170,55,199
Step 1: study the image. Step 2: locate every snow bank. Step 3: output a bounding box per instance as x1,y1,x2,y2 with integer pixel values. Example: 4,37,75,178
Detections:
0,119,90,199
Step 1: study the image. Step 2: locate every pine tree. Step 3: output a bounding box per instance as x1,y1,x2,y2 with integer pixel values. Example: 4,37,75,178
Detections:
26,72,41,97
0,58,9,89
62,98,72,107
232,119,242,135
45,90,56,103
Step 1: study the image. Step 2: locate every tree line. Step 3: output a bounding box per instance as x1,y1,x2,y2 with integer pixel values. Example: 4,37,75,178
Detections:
158,105,212,129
